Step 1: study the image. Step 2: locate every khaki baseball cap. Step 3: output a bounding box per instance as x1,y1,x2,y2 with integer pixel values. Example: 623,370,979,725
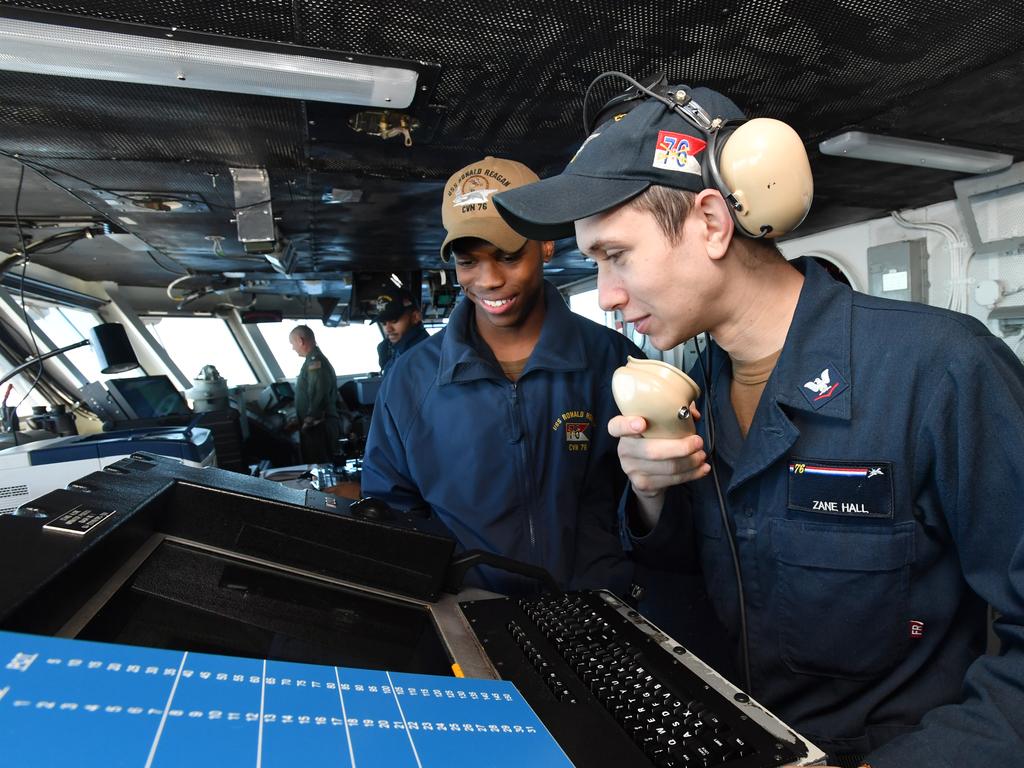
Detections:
440,156,540,261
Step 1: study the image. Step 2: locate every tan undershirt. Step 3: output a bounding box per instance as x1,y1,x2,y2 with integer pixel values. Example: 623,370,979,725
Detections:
730,349,782,438
499,356,529,382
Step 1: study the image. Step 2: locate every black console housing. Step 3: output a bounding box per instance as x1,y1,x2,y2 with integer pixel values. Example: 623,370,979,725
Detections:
0,452,457,637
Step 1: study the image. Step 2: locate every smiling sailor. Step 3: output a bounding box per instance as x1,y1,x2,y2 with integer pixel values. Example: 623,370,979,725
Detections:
361,156,644,596
491,73,1024,766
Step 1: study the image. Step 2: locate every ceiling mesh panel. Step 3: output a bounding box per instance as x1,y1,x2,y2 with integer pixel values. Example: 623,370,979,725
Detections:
0,0,1022,285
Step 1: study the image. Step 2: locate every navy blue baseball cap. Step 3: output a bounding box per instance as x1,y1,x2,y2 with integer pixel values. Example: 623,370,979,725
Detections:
374,288,419,322
493,87,746,241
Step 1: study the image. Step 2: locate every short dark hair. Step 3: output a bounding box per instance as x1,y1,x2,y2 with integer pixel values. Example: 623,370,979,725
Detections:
624,185,784,266
290,324,315,343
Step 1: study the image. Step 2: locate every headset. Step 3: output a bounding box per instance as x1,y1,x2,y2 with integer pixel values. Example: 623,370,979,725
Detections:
584,71,814,691
583,71,814,240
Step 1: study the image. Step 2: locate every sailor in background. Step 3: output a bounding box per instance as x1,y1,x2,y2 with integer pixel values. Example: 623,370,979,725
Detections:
375,288,430,377
289,325,340,464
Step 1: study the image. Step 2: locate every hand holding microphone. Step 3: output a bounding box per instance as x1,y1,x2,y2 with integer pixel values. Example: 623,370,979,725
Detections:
609,357,711,529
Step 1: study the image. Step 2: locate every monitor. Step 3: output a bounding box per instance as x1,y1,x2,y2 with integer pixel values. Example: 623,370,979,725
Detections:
271,381,294,401
257,381,295,412
106,375,191,420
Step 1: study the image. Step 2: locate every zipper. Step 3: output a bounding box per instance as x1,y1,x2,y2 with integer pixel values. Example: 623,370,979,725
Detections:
509,380,537,554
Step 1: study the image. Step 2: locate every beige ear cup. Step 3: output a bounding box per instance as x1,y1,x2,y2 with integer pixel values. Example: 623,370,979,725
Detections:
719,118,813,239
612,357,702,438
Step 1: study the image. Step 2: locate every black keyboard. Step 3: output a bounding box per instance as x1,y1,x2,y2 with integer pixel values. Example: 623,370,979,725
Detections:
460,591,823,768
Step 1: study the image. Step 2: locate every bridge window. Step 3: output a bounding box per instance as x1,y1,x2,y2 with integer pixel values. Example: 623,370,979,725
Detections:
258,320,384,378
144,316,258,387
568,286,616,330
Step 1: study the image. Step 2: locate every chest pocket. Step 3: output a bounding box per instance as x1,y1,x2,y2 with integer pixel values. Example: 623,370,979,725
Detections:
772,518,915,680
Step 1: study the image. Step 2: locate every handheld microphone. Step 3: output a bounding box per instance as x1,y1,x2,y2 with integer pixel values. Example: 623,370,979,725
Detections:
611,356,701,437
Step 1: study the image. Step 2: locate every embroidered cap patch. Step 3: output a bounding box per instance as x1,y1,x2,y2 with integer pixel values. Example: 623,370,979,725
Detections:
652,131,706,175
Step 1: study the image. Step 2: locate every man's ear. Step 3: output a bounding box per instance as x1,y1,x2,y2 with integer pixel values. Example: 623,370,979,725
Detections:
540,240,555,263
694,189,735,261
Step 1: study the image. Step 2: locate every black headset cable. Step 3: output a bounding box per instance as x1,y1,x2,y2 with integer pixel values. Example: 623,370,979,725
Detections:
694,334,752,692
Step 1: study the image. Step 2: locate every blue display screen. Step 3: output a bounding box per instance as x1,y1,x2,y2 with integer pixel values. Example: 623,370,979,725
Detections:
107,376,191,419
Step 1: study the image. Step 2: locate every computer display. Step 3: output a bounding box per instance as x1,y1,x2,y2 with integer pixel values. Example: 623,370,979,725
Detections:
106,375,191,420
257,381,295,412
271,381,294,401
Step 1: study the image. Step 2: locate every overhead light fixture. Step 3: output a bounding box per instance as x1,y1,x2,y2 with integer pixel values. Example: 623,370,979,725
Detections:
819,131,1013,175
0,12,419,108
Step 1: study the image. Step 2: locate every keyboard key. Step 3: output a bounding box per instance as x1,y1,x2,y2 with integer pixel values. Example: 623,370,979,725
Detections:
724,735,754,757
706,714,729,734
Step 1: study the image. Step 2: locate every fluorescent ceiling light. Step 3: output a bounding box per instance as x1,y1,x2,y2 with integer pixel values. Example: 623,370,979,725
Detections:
0,17,418,108
819,131,1013,174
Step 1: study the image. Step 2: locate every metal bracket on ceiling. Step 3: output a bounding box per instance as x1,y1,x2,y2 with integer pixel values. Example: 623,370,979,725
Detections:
348,110,420,147
228,168,276,254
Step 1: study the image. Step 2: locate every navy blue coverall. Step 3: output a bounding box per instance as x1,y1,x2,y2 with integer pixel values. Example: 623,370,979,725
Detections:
626,258,1024,764
362,281,643,595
